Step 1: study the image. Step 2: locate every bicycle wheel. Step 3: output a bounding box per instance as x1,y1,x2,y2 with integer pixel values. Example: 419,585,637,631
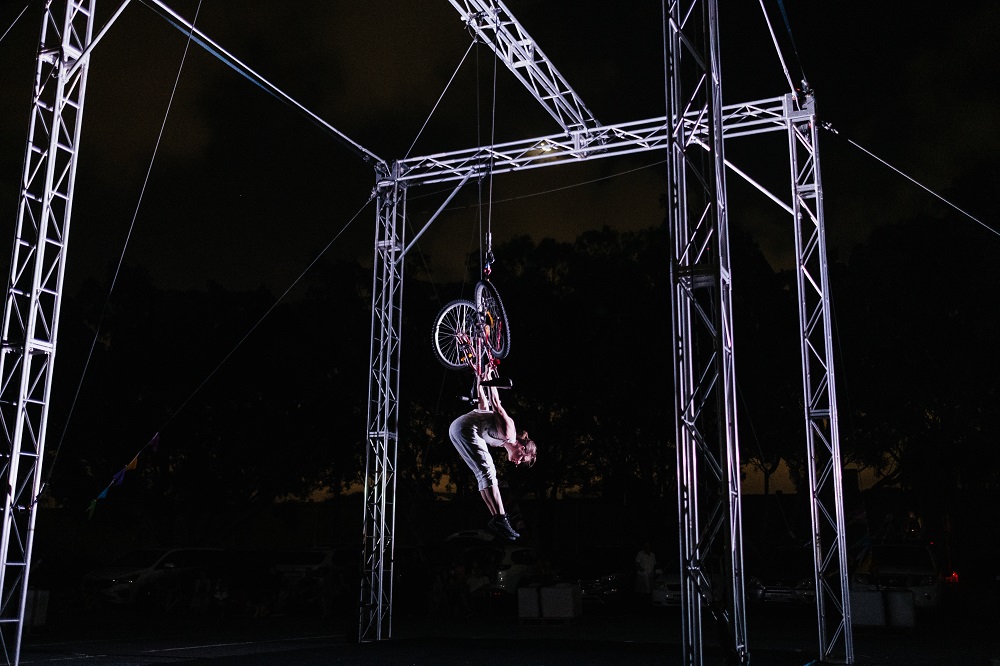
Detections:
475,280,511,360
431,299,478,370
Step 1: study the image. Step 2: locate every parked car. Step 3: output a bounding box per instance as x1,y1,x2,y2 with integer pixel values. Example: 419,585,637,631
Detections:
445,528,496,545
568,545,635,608
81,547,224,610
267,547,352,612
271,548,339,580
851,542,947,610
444,529,538,595
749,546,816,605
650,562,682,607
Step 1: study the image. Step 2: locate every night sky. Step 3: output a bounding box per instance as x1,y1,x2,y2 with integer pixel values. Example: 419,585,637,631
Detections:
2,0,995,297
2,5,1000,637
2,1,999,501
1,0,999,606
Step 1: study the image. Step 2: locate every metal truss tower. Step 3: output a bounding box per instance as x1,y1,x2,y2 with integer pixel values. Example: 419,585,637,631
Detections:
1,1,852,663
787,94,853,662
0,2,95,664
362,1,853,663
359,170,404,642
665,1,749,663
359,0,602,642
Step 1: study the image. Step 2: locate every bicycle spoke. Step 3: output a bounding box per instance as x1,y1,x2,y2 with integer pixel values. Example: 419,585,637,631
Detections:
475,281,511,360
432,299,479,371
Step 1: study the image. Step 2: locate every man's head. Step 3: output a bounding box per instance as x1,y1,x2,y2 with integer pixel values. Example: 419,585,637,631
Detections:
517,430,538,467
513,431,537,467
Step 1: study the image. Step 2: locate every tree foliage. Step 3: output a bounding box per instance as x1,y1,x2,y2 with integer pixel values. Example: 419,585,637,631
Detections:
834,214,1000,499
38,201,1000,547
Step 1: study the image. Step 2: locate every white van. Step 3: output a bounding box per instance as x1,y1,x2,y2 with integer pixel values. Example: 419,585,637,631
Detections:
851,543,946,610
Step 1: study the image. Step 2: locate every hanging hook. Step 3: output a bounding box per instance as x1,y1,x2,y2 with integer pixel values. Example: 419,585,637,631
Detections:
484,232,494,279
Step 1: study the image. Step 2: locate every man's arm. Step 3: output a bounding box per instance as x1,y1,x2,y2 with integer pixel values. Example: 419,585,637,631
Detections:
475,373,489,411
482,365,506,415
488,384,508,418
484,370,516,441
476,367,517,442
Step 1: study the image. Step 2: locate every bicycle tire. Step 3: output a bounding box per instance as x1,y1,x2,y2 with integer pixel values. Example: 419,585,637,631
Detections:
475,280,511,360
431,299,478,371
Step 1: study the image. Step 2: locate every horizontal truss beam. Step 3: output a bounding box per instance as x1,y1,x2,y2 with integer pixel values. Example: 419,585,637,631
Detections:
396,96,792,187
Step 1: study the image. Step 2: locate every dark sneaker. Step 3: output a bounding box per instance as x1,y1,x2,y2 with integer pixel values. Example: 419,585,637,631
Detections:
488,514,520,541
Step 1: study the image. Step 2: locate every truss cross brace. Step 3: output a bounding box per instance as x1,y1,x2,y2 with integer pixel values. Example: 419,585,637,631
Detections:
0,4,853,666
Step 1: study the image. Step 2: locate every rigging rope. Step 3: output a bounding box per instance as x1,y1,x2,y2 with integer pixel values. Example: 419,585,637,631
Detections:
776,0,809,88
45,0,208,494
475,43,484,286
753,3,989,236
404,39,477,161
163,194,376,422
757,2,990,234
485,34,499,278
45,0,379,504
822,122,997,237
759,0,800,97
140,0,384,167
82,192,376,512
0,0,32,45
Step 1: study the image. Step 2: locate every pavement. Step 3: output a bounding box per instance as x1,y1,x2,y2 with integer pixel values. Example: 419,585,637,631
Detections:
16,594,1000,665
16,613,807,665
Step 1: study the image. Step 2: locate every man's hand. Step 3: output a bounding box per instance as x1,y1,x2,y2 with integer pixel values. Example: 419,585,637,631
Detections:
482,362,496,381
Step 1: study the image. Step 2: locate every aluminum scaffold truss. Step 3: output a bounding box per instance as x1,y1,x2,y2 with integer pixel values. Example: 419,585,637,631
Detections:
1,1,852,664
1,3,95,664
362,2,852,664
664,2,749,663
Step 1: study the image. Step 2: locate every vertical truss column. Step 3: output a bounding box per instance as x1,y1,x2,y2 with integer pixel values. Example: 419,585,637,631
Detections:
786,93,854,665
1,2,95,663
359,170,405,643
666,1,748,664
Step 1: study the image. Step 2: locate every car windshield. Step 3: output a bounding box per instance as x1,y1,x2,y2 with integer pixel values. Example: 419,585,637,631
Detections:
510,549,538,566
331,548,360,567
571,547,633,577
163,549,219,567
274,551,328,566
872,545,934,569
112,549,168,568
760,548,813,575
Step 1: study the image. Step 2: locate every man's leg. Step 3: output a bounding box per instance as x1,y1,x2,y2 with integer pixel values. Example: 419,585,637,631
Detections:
481,485,519,541
480,485,505,516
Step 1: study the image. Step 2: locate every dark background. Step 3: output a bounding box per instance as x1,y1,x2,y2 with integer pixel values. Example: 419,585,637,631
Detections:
1,0,998,619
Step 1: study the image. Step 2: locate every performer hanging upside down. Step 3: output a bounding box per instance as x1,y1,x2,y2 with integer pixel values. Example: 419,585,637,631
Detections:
448,365,536,541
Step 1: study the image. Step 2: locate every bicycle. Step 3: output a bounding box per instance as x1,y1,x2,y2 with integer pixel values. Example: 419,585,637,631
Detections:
431,280,511,393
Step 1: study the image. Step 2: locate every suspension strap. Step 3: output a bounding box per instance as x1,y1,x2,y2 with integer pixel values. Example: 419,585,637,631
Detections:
484,232,494,279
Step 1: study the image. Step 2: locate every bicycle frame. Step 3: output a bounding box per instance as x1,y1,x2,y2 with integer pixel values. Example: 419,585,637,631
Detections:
431,280,512,396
